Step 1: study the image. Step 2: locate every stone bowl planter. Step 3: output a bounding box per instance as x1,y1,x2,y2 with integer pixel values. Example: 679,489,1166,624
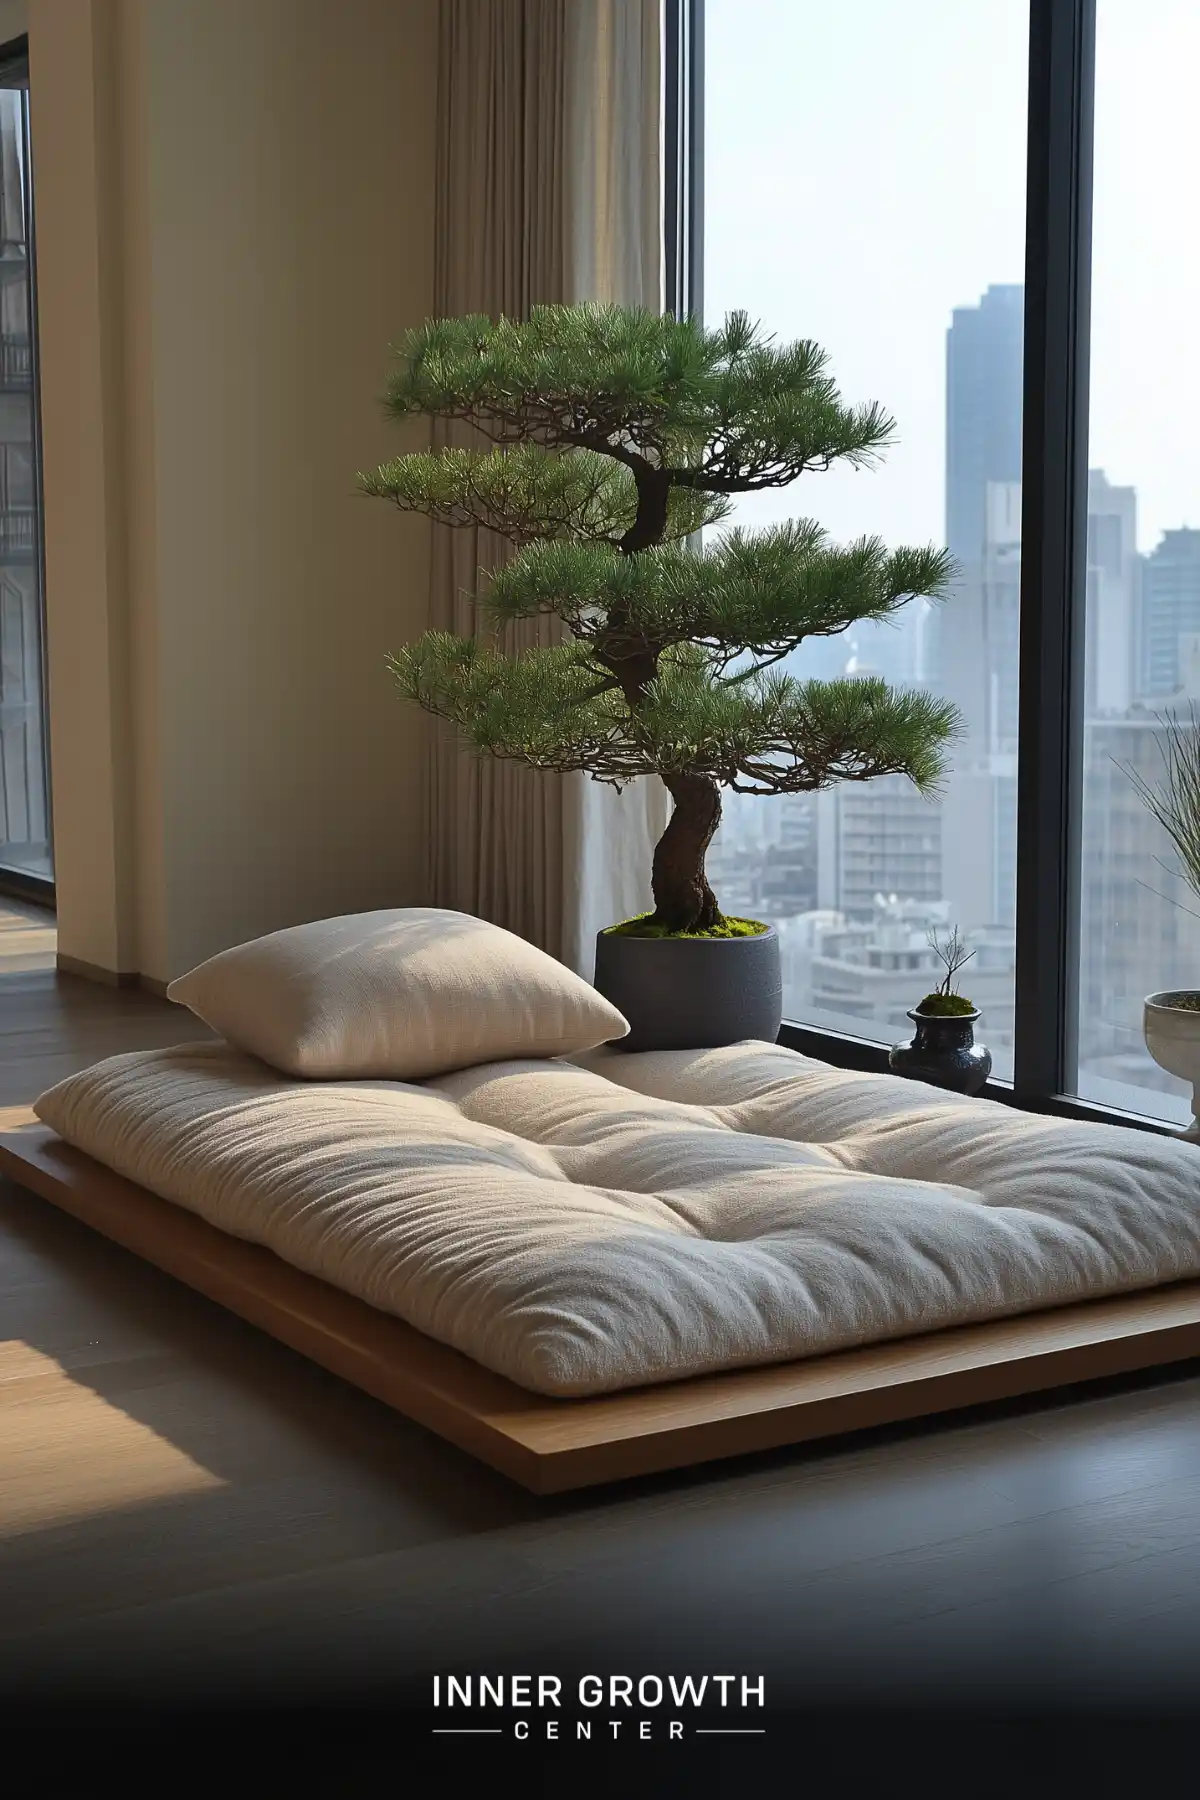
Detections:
593,924,782,1053
1144,990,1200,1140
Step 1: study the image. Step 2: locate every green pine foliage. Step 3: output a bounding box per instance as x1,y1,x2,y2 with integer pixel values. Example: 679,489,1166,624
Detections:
374,307,900,491
361,303,962,934
360,444,726,547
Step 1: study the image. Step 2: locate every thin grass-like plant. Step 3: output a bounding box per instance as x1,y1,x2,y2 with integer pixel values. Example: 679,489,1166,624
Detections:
1122,703,1200,908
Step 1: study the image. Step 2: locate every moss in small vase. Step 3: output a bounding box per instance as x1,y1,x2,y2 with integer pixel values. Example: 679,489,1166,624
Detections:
1154,990,1200,1012
914,992,977,1017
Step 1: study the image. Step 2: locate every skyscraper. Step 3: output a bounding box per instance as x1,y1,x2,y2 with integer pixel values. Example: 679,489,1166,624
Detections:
981,479,1021,751
934,285,1025,744
1084,470,1139,717
945,285,1026,565
931,288,1024,945
1138,528,1200,700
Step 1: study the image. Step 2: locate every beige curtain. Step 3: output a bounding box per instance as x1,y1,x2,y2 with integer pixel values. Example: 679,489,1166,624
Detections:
426,0,668,974
560,0,669,976
426,0,570,958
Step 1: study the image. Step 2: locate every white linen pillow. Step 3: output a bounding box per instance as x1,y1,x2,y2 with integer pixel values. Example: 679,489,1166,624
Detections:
165,907,629,1079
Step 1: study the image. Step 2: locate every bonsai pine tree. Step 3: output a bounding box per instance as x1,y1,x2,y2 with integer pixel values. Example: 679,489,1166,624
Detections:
360,304,960,936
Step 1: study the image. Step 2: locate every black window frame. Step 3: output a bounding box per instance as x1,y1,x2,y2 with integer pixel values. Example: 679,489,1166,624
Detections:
669,0,1178,1137
0,31,53,911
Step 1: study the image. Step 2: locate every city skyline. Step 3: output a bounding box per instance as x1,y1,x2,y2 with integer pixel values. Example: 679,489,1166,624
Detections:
705,0,1200,557
704,261,1200,1126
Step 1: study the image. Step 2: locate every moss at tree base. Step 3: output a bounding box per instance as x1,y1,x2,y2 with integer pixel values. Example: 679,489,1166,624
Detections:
603,912,769,941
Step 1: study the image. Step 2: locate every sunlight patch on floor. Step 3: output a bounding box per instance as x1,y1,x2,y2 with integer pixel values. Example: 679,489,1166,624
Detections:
0,1341,226,1537
0,900,56,974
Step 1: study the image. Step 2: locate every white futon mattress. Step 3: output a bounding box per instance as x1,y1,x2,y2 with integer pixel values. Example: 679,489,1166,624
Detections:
31,1038,1200,1397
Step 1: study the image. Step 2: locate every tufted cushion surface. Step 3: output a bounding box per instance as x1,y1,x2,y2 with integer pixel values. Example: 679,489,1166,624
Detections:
32,1037,1200,1397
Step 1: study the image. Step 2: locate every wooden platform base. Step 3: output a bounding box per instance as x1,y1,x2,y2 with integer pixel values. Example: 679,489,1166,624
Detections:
4,1115,1200,1494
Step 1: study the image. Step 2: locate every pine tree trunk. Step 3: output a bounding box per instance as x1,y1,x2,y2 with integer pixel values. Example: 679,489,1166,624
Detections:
650,774,724,933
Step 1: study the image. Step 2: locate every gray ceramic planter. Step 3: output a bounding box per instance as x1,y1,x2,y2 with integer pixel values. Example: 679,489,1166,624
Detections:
593,924,783,1053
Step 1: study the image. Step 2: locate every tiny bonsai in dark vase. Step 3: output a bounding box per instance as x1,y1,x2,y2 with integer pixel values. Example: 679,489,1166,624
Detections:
889,925,992,1095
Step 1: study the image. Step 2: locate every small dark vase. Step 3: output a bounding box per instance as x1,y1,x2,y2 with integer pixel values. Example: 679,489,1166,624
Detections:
888,1008,992,1095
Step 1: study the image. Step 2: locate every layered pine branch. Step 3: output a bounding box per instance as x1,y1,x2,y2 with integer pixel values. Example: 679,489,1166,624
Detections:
360,304,960,933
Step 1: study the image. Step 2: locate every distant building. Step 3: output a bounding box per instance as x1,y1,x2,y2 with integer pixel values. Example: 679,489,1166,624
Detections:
924,290,1024,957
705,791,770,918
941,470,1138,936
935,283,1024,742
841,610,925,691
945,284,1025,572
816,773,943,921
755,793,819,918
1138,528,1200,701
1085,470,1139,717
981,479,1022,752
937,756,1018,934
706,789,818,922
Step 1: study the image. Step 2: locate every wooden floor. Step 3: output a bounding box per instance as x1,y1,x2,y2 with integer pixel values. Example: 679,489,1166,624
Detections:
0,895,55,981
5,900,1200,1752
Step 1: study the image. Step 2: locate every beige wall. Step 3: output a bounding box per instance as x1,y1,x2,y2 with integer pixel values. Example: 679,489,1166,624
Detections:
31,0,436,982
32,0,137,974
0,3,26,45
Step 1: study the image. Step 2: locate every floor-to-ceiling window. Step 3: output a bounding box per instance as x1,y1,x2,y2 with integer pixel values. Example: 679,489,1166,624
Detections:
668,1,1198,1133
701,0,1029,1077
1072,0,1200,1125
0,40,49,894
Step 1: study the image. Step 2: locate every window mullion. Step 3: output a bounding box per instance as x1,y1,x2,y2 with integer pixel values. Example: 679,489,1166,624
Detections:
1013,0,1096,1100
